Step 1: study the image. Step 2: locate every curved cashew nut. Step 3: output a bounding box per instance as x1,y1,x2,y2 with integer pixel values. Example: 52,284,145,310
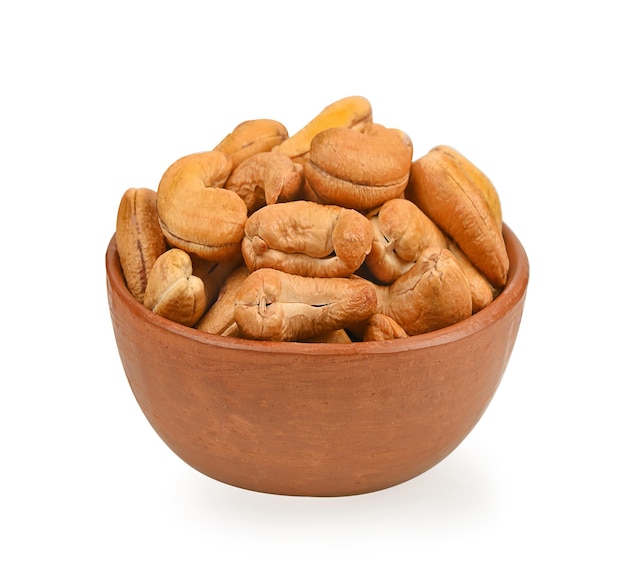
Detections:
195,265,250,336
234,268,377,341
242,200,373,278
363,314,409,342
446,238,494,313
366,198,448,284
156,151,248,262
365,122,414,160
405,145,508,288
272,95,373,165
213,118,289,169
190,253,244,310
115,187,167,303
366,198,493,312
433,145,502,227
143,248,207,327
305,125,412,211
370,246,473,336
224,151,304,213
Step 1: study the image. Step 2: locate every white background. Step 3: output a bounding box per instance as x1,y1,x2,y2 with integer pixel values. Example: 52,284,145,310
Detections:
2,1,624,580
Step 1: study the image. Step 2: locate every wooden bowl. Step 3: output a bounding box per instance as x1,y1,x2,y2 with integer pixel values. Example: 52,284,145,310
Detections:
106,224,529,496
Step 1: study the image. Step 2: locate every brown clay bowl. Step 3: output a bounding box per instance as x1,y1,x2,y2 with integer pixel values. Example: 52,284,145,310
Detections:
106,223,529,497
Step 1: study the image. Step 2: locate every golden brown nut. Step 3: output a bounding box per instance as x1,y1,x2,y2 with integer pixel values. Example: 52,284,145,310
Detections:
224,151,304,213
195,265,250,336
370,246,473,335
363,314,409,341
434,145,502,227
364,122,414,160
190,253,244,310
213,119,289,169
242,200,373,278
156,151,248,262
293,122,412,204
304,125,412,211
366,198,448,284
405,145,508,288
365,198,492,312
446,238,494,313
115,187,167,303
234,268,377,341
143,248,207,327
272,95,373,165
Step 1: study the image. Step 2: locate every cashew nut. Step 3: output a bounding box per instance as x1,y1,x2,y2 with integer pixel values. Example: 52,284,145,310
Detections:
143,248,207,327
434,145,502,228
190,253,244,311
366,198,493,313
367,246,473,336
366,198,448,284
115,96,510,344
195,265,250,336
234,268,377,342
365,122,414,160
304,125,412,211
446,238,494,313
406,145,508,288
115,187,167,303
272,95,373,165
156,151,248,262
242,200,373,278
224,151,304,213
214,118,289,169
363,314,409,342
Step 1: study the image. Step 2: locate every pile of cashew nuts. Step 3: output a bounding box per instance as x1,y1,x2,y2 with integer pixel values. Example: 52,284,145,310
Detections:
115,96,509,342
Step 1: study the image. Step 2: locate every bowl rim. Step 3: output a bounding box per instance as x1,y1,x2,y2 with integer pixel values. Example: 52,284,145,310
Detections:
106,223,529,355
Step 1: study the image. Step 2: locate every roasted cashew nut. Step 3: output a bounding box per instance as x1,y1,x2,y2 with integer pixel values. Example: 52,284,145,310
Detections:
445,238,494,313
363,314,409,342
405,145,508,288
304,125,412,211
143,248,207,327
234,268,377,342
365,122,414,160
366,198,493,312
368,246,473,336
156,151,248,262
434,145,503,228
190,254,244,311
116,96,509,343
272,95,373,165
241,200,373,278
195,265,250,336
214,118,289,169
224,151,304,213
115,187,167,303
366,198,448,284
